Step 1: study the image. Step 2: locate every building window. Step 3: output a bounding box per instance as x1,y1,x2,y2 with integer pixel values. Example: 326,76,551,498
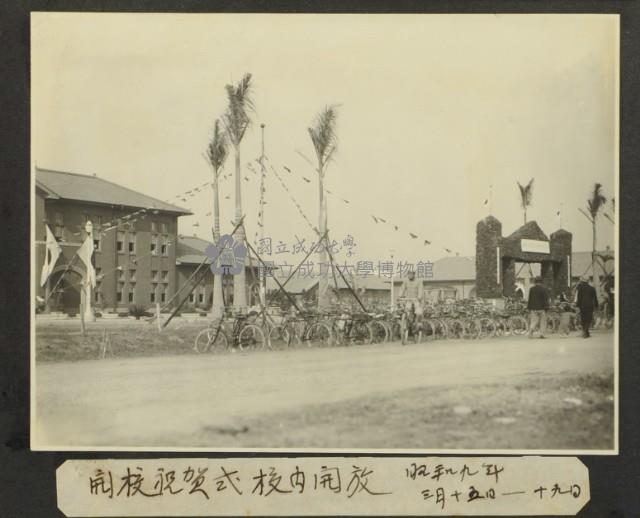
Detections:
129,269,136,281
161,236,168,256
162,270,169,283
128,285,135,303
189,293,195,303
128,233,136,254
160,288,166,303
93,236,101,252
151,221,158,233
150,291,156,303
150,235,158,254
118,268,126,282
198,292,204,304
117,231,125,253
152,270,158,282
117,290,123,303
95,283,102,303
53,213,64,240
161,222,168,234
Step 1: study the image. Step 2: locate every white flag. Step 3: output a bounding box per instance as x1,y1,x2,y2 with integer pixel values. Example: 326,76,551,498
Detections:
77,236,96,288
40,225,62,287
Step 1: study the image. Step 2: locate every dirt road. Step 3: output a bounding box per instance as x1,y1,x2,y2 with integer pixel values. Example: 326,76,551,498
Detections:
34,332,614,449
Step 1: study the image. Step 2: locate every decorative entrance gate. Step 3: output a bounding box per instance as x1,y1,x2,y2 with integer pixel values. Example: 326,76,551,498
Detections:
475,217,572,299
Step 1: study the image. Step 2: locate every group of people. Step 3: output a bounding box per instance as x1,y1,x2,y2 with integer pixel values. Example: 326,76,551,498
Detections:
527,276,600,339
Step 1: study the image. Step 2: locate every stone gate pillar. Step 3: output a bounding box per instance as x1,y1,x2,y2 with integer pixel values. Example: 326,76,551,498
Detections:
541,262,554,295
502,257,516,297
475,216,503,298
550,229,572,298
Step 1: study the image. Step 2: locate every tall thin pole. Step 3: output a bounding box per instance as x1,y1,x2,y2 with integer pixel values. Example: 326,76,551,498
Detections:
258,123,266,306
489,184,493,214
390,248,395,309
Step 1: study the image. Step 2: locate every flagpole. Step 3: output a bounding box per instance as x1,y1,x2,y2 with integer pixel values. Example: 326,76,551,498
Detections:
81,221,95,323
259,123,266,307
489,184,493,214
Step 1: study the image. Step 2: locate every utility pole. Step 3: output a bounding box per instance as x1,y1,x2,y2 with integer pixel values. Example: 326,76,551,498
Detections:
390,248,396,309
258,123,266,306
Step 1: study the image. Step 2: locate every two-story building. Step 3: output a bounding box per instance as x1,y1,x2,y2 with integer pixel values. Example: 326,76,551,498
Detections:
35,168,190,313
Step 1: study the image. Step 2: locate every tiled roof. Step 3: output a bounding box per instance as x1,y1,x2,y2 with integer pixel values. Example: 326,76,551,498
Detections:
176,254,211,266
176,235,261,270
429,256,476,282
36,168,191,215
176,235,211,258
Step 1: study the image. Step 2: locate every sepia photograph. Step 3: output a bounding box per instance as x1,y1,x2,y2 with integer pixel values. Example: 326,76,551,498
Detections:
31,13,618,451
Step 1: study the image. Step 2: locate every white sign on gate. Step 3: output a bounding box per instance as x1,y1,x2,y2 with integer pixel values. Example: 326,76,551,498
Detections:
521,239,550,254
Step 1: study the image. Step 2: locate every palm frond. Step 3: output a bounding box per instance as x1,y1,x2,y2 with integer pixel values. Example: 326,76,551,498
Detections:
308,105,338,173
587,183,606,218
223,73,254,147
206,119,229,176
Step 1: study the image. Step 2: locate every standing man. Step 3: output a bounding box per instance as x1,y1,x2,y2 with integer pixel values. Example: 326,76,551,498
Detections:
399,270,423,308
576,276,599,338
527,277,549,339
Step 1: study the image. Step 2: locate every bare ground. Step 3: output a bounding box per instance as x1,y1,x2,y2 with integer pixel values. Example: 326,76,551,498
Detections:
34,321,615,451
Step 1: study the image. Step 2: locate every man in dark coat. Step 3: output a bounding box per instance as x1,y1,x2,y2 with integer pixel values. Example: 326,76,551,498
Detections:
527,277,550,338
576,276,599,338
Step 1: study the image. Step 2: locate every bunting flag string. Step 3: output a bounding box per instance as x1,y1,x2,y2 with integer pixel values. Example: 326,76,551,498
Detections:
265,160,317,234
261,155,461,256
93,177,219,237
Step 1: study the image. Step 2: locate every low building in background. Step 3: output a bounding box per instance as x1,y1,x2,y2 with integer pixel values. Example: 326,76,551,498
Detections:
176,235,260,310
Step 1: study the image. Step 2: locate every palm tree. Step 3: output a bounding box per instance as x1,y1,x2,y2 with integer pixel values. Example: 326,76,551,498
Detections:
206,119,229,317
587,183,607,287
517,178,534,225
222,73,254,307
308,106,338,309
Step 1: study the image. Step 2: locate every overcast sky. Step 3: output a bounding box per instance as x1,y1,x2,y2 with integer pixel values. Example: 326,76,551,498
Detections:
32,13,618,267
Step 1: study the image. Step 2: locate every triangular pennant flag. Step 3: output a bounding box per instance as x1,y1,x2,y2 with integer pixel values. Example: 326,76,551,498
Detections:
379,218,387,223
77,236,96,288
372,215,378,224
424,240,431,245
40,225,62,287
409,233,418,239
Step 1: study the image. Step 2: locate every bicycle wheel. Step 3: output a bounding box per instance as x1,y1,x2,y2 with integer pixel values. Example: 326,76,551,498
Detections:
291,320,307,345
305,322,333,347
446,319,464,339
400,315,409,345
389,320,401,342
369,321,388,344
268,325,291,349
494,318,508,337
463,319,480,340
545,315,559,334
238,324,266,351
478,317,496,339
194,327,228,353
508,315,528,335
432,319,447,340
352,320,373,345
421,319,437,341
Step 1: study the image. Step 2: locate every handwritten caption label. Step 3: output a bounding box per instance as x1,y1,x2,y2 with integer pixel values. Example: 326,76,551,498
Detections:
56,456,589,516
